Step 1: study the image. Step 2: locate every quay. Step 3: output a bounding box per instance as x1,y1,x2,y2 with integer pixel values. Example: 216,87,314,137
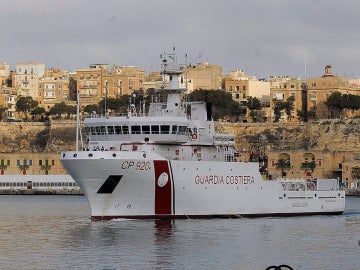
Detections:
0,175,82,195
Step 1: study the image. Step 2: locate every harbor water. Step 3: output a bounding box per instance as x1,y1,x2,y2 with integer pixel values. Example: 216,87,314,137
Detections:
0,195,359,270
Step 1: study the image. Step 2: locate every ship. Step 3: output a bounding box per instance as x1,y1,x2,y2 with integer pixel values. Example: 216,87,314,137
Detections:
60,49,345,220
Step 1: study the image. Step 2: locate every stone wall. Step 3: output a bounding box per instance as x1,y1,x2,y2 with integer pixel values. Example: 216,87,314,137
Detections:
1,119,360,187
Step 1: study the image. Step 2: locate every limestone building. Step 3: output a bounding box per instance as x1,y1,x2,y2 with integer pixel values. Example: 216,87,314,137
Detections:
306,65,360,119
0,62,11,87
38,69,70,111
269,76,306,122
12,62,45,100
76,64,145,106
0,87,17,120
224,69,270,122
182,62,222,91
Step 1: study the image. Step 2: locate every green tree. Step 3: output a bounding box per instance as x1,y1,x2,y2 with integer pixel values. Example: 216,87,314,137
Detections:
273,99,283,122
247,96,262,122
0,105,6,121
40,160,51,175
301,161,316,173
49,102,68,119
84,104,101,115
0,159,8,175
16,96,38,121
188,89,242,120
351,167,360,181
66,105,77,119
247,96,261,111
275,158,291,178
284,96,295,121
31,106,46,121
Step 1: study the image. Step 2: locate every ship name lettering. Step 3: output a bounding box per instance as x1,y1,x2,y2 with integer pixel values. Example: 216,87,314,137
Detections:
194,175,255,185
195,175,224,184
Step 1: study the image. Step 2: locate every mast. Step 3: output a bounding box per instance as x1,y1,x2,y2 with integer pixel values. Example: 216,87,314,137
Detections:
76,91,80,151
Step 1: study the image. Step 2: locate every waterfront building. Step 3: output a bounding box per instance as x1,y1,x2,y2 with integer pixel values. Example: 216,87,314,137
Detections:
0,62,11,87
76,64,108,105
12,62,45,99
38,69,70,111
76,64,145,106
306,65,360,119
0,152,66,175
182,62,222,91
224,69,270,122
269,76,306,122
0,87,17,120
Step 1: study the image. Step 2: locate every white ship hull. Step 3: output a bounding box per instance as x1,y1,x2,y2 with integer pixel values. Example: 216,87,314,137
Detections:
61,151,345,220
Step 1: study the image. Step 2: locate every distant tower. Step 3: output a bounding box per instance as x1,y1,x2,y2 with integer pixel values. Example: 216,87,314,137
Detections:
322,65,334,77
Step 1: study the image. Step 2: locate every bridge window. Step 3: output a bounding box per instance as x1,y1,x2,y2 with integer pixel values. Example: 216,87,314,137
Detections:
160,125,170,134
114,125,122,134
131,125,141,134
123,126,129,134
178,126,187,135
107,125,114,134
151,125,159,134
142,125,150,134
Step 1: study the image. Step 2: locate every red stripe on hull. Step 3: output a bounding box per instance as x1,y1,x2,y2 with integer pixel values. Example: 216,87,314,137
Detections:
153,160,173,215
91,211,344,221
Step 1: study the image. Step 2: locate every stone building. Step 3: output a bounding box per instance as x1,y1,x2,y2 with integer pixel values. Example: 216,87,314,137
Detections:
38,69,70,111
0,87,17,120
0,62,11,87
12,62,45,100
182,62,222,91
76,64,108,105
224,69,270,122
269,76,306,122
76,64,145,106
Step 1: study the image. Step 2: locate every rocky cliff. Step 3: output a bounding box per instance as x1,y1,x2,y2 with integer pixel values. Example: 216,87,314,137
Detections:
1,119,360,154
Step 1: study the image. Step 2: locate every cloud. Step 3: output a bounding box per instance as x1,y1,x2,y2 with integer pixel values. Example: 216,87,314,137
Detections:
1,0,360,78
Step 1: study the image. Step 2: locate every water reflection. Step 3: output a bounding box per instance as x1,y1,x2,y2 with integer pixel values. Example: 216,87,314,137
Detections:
154,219,174,242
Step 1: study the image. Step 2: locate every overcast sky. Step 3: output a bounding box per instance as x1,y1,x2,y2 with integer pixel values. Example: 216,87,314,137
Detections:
1,0,360,78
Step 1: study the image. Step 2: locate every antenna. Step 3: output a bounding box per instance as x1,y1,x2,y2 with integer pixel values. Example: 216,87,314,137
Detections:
185,53,188,92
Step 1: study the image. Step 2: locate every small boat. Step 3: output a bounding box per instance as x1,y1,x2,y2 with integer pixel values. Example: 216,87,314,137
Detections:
60,49,345,220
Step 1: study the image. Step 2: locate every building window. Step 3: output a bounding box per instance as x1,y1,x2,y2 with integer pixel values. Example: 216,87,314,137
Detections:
228,86,232,92
243,86,246,91
312,83,316,87
236,86,240,92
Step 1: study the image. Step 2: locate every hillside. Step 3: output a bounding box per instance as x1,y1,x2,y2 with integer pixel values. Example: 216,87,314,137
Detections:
1,119,360,154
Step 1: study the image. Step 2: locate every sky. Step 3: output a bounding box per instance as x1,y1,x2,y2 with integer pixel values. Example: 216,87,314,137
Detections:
1,0,360,79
